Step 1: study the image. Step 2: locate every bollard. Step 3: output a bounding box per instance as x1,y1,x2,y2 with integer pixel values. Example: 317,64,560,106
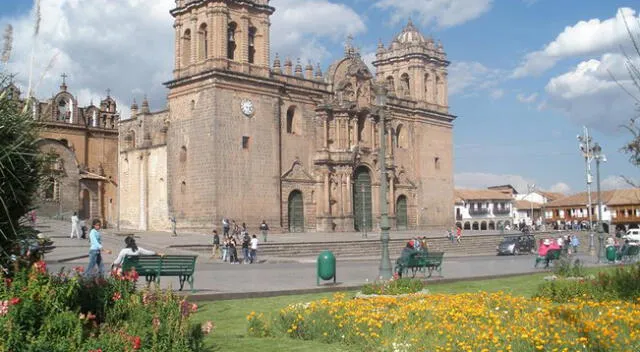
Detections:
317,250,336,286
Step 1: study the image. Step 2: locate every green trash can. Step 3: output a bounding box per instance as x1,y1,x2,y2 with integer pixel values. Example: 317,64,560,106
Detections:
317,250,336,285
606,246,617,262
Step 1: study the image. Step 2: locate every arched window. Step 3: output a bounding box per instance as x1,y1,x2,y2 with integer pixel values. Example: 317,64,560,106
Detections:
357,115,366,142
44,177,55,200
286,106,296,134
400,73,410,97
57,98,70,121
128,130,136,148
395,124,407,149
248,26,256,64
182,29,191,66
424,73,430,101
227,22,237,60
179,146,187,163
198,23,208,60
435,75,441,105
386,76,395,95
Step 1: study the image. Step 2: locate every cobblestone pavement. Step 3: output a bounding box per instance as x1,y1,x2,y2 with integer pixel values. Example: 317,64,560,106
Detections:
37,218,606,296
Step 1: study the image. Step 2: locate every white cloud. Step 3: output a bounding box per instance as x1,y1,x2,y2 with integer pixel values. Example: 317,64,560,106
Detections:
2,0,174,118
374,0,493,28
512,7,640,78
361,51,377,74
549,182,571,194
271,0,366,63
490,89,504,99
601,175,638,190
516,92,538,104
448,61,504,97
544,53,639,131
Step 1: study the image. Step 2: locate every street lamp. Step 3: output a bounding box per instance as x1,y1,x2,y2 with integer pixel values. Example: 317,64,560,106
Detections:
527,184,535,230
578,127,595,256
592,142,607,263
375,84,392,280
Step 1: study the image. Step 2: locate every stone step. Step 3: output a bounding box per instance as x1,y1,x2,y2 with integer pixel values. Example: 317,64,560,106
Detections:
170,231,594,259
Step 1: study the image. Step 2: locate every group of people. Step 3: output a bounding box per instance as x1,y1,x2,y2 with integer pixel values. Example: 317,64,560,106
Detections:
446,227,462,243
211,229,259,264
605,236,639,261
221,218,269,243
537,234,580,259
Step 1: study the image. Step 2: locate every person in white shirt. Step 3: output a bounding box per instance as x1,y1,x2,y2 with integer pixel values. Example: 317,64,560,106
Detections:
249,234,259,264
112,236,158,268
70,212,81,239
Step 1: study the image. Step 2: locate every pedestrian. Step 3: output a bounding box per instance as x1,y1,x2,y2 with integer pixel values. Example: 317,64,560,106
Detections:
80,218,87,239
112,236,159,270
170,216,177,236
222,218,230,236
456,227,462,244
30,210,37,226
84,219,111,278
70,211,81,239
250,234,259,264
211,230,220,259
241,232,250,264
229,237,239,264
221,235,229,262
571,234,580,254
447,228,454,242
260,220,269,242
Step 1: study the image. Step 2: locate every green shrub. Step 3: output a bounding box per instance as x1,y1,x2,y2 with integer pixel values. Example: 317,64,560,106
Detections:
594,263,640,300
553,257,586,278
361,278,425,295
0,262,210,351
534,279,612,302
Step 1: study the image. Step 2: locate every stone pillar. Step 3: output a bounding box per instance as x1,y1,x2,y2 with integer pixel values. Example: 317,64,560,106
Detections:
261,18,271,68
351,118,357,147
323,118,329,149
240,15,250,63
139,152,148,231
174,21,182,77
190,16,197,69
339,173,345,216
323,171,330,214
369,117,375,149
334,118,341,150
212,7,228,60
443,71,449,107
389,177,395,216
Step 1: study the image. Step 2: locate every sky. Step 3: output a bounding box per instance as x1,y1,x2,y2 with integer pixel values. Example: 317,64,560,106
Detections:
1,0,639,196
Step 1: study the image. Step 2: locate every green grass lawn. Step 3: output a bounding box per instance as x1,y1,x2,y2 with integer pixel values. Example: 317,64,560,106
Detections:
192,267,614,352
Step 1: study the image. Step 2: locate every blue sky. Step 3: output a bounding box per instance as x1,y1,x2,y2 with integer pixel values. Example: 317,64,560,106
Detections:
1,0,639,195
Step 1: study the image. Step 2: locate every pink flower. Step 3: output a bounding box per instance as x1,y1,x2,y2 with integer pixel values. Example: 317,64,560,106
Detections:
201,321,215,334
191,303,198,313
0,300,9,316
9,297,20,305
112,292,122,301
132,336,141,350
152,316,160,329
32,260,47,274
73,266,84,274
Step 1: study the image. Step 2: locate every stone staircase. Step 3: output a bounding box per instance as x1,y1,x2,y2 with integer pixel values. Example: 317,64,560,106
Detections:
171,231,595,259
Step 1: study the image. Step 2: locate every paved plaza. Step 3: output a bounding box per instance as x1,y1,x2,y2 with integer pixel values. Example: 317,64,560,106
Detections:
38,219,607,298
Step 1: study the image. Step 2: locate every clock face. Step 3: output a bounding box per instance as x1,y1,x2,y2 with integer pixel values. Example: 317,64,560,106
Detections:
241,99,254,117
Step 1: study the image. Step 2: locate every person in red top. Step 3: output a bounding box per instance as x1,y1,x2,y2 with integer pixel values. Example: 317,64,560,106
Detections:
455,227,462,244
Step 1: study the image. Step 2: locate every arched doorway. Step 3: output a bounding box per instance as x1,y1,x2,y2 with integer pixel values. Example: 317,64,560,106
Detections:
288,190,304,232
472,222,479,230
481,221,487,230
464,222,470,230
80,189,90,220
353,166,372,231
396,195,408,230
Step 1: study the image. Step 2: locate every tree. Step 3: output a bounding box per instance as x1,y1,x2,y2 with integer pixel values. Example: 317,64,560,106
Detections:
0,77,42,269
620,14,640,170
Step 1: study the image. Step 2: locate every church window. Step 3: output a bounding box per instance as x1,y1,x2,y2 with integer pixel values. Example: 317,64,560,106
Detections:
286,106,297,135
57,98,70,121
386,76,395,95
400,73,410,97
179,146,187,163
248,27,256,64
435,156,440,170
396,124,407,149
227,22,237,60
190,100,195,110
242,136,250,149
198,23,208,60
129,130,136,148
435,75,441,104
182,29,191,66
44,177,56,200
357,115,366,142
180,181,186,194
424,73,429,101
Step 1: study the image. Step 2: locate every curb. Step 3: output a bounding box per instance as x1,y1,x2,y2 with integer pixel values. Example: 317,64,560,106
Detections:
181,271,552,302
55,254,89,263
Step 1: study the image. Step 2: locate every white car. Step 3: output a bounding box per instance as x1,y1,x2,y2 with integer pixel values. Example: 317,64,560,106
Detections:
622,229,640,242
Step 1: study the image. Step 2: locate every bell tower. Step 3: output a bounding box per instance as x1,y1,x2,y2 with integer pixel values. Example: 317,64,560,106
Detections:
170,0,275,80
373,20,449,111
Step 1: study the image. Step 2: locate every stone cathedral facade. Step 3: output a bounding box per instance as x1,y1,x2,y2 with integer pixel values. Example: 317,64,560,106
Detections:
118,0,455,232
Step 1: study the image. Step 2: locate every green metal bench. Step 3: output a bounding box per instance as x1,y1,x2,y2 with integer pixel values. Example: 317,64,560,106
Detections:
394,251,444,278
121,255,197,292
534,249,562,268
620,245,640,263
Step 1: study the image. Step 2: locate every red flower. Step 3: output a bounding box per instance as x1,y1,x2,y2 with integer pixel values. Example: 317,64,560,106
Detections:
112,292,122,301
73,266,84,274
191,303,198,313
32,260,47,274
9,297,20,305
3,278,11,287
132,336,141,350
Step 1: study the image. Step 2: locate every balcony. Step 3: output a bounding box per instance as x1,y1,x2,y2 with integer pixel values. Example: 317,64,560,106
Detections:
468,208,489,216
493,208,511,215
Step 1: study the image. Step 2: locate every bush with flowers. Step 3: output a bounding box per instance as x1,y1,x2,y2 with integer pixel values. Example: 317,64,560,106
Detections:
0,261,213,351
360,276,426,296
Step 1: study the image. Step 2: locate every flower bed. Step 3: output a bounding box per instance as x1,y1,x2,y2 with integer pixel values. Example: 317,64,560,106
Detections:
1,261,212,351
248,291,640,351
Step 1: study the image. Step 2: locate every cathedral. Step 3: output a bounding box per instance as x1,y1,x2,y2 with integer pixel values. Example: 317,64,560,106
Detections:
118,0,455,232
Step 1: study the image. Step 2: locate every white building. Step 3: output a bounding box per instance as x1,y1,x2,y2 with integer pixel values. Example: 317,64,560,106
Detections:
454,189,514,231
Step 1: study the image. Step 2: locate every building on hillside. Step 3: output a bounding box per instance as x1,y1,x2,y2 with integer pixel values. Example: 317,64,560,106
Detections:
454,189,513,230
3,78,119,225
545,189,640,233
118,0,456,232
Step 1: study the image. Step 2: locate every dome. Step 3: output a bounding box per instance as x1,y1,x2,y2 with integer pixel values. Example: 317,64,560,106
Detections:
395,19,426,44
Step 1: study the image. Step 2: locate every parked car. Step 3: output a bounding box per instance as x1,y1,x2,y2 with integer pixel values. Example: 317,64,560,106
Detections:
623,229,640,242
496,234,536,255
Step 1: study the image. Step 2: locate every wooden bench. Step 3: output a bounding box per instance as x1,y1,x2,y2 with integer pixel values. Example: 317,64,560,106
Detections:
394,251,445,278
121,255,197,292
534,249,562,268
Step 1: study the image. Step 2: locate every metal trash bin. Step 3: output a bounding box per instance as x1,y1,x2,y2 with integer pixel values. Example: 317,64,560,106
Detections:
317,250,336,285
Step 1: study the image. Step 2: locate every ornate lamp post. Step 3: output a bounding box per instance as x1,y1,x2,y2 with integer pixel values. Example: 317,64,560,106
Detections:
592,142,607,263
375,84,392,280
578,128,595,256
